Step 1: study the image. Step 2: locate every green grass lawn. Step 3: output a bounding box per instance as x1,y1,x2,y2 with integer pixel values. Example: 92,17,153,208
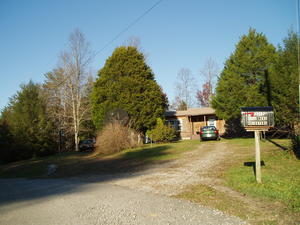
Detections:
226,138,300,212
0,140,200,178
121,140,200,162
0,152,88,178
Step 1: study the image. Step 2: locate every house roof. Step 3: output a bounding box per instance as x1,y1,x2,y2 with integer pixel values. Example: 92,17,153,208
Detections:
165,107,215,117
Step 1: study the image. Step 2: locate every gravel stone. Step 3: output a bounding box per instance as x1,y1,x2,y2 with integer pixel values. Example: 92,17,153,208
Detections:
0,142,248,225
0,178,246,225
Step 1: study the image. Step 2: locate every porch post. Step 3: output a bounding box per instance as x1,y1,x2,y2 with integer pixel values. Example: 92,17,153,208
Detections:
189,116,192,140
191,117,194,136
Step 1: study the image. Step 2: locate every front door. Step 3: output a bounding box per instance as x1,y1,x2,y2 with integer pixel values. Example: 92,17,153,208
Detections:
208,117,216,127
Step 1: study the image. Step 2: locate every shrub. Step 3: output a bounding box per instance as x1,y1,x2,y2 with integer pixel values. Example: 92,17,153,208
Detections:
95,120,141,154
146,118,176,143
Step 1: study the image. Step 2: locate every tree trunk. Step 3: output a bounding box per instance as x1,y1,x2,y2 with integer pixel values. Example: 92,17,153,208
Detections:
74,131,79,152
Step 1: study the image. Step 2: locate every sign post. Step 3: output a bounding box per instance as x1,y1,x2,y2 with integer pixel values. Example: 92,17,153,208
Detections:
241,107,274,183
254,130,261,183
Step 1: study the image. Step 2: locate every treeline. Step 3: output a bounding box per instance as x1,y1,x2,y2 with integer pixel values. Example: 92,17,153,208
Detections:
0,30,168,163
0,82,58,161
1,28,299,162
212,29,299,153
0,30,96,162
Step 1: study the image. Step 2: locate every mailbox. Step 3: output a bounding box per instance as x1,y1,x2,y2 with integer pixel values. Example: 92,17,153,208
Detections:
241,107,274,130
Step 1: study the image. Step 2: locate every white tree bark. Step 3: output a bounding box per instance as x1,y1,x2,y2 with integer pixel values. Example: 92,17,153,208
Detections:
173,68,197,109
199,58,219,106
44,29,93,152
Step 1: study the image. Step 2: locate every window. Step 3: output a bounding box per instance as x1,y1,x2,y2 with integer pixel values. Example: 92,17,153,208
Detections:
208,117,216,127
167,119,182,131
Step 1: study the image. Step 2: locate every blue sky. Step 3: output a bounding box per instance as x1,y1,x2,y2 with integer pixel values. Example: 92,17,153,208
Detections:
0,0,297,111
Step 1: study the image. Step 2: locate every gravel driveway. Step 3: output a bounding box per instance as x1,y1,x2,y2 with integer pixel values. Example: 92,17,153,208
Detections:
108,141,233,196
0,142,247,225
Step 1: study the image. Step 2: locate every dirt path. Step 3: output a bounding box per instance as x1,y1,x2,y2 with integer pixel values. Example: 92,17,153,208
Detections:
102,141,233,196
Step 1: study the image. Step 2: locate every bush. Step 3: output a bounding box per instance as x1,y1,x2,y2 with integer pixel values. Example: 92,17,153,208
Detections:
146,118,176,143
95,120,141,154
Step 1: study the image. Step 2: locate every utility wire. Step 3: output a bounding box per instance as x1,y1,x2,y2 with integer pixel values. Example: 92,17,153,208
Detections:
94,0,164,56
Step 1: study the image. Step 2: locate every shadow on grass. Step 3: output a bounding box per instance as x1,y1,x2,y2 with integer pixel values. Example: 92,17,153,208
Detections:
0,145,172,206
69,145,172,175
221,137,253,140
267,139,288,151
244,161,265,177
122,145,171,161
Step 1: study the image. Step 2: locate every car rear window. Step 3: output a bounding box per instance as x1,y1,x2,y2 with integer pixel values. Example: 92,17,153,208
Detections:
201,126,216,131
81,140,93,144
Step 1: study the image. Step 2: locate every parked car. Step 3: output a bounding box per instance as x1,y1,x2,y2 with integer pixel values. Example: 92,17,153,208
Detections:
79,139,95,151
199,126,220,141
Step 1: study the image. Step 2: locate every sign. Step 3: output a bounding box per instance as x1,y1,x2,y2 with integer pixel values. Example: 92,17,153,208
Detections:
241,107,274,129
240,106,275,183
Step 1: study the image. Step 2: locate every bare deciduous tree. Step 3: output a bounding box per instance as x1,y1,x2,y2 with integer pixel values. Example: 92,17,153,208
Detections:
123,36,149,61
43,68,71,151
173,68,197,110
196,82,212,107
123,36,141,49
200,58,219,88
196,58,219,107
44,29,94,151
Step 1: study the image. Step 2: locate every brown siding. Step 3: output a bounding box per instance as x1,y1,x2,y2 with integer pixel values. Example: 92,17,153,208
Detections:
193,122,204,134
165,109,226,139
179,116,191,139
217,119,226,134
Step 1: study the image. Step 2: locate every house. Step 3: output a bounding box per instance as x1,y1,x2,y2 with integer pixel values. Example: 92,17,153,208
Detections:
165,107,225,140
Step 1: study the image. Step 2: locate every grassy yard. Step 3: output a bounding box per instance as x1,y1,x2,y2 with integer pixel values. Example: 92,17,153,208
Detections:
0,140,200,178
121,140,200,161
226,138,300,212
177,138,300,225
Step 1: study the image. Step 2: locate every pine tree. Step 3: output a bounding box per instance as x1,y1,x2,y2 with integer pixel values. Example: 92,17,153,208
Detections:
0,81,57,161
0,109,15,162
92,46,168,133
212,29,277,121
270,31,299,132
266,30,300,156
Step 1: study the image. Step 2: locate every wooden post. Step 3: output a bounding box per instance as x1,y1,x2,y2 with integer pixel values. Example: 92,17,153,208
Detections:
188,116,192,140
254,130,262,183
191,118,194,135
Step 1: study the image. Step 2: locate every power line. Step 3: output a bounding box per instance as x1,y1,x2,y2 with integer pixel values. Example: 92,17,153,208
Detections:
94,0,164,56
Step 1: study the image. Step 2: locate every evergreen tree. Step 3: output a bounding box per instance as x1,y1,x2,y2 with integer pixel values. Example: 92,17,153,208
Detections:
92,46,168,133
212,29,277,122
270,31,300,156
0,109,15,162
270,31,299,130
0,81,57,161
